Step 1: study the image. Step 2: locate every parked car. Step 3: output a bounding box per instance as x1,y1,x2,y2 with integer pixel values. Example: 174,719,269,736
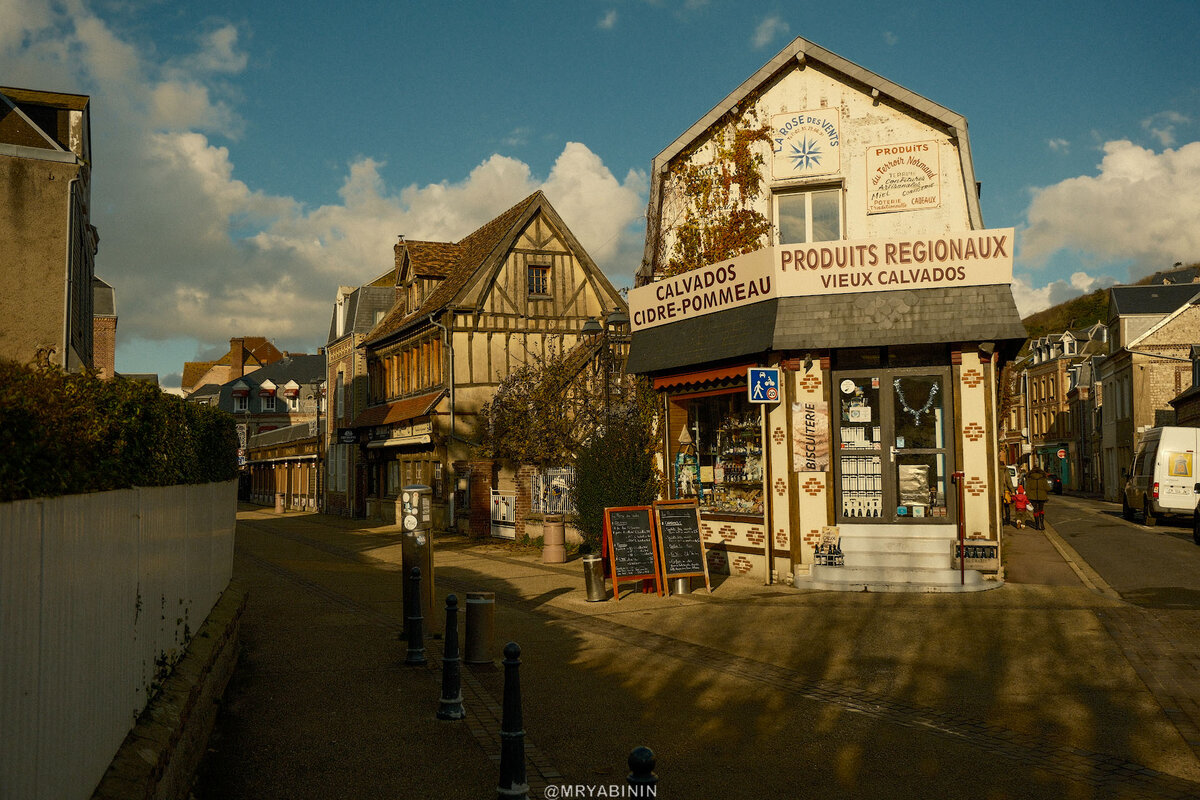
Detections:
1123,426,1200,526
1047,473,1063,495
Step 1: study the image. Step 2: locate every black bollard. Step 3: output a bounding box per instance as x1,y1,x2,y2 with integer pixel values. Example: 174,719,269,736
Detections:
405,567,426,666
437,594,465,720
627,746,657,794
496,642,529,800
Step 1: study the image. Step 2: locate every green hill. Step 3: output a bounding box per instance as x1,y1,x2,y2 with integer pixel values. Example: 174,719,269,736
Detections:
1021,287,1109,339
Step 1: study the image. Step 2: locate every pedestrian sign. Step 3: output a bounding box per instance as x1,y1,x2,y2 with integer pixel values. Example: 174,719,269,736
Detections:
748,367,781,404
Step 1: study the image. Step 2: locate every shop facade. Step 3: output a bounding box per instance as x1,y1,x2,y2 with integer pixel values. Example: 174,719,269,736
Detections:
628,38,1026,589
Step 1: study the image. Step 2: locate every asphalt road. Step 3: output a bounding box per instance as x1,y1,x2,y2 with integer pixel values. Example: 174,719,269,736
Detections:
1047,494,1200,608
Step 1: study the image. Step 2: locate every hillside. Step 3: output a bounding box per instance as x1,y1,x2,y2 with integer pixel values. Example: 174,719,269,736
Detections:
1020,287,1109,339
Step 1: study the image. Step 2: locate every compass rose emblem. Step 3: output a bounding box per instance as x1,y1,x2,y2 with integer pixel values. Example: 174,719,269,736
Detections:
789,136,823,171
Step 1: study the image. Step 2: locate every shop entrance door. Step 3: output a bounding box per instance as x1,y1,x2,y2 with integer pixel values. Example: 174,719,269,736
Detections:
832,367,955,524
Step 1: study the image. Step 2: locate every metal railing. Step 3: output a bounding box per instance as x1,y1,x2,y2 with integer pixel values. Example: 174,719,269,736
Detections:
530,467,577,516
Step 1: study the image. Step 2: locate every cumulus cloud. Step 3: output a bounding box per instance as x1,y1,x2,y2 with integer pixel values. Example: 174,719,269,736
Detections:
1,4,648,377
1047,138,1069,153
1142,110,1190,148
598,9,618,30
1010,271,1119,318
752,14,789,50
1021,139,1200,280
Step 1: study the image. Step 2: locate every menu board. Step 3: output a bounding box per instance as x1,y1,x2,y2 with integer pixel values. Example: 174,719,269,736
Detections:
654,500,711,593
603,506,662,600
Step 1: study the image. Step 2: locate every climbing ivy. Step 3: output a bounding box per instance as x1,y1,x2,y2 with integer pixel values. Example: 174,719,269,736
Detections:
659,106,773,277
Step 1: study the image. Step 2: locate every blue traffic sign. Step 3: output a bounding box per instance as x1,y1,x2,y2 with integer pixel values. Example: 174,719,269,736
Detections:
748,367,781,404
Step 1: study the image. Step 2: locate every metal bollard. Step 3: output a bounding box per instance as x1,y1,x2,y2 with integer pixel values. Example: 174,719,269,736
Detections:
405,567,426,666
627,746,657,794
437,595,465,720
464,592,495,664
496,642,529,800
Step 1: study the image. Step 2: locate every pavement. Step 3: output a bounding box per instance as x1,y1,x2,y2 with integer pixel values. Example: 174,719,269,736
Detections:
193,505,1200,800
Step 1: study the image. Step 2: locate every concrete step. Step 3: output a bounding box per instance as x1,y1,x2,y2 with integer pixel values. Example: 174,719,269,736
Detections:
838,536,951,555
843,550,952,569
806,565,998,593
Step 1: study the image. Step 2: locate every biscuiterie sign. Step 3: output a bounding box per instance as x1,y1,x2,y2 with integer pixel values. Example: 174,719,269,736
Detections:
629,228,1014,331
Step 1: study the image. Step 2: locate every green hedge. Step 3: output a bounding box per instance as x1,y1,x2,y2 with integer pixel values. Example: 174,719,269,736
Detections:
0,360,238,502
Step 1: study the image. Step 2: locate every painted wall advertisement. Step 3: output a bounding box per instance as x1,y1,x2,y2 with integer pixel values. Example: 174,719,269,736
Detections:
866,140,940,214
771,108,840,180
793,400,830,472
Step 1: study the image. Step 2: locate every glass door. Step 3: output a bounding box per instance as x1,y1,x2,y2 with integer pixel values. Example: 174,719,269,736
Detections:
833,367,954,524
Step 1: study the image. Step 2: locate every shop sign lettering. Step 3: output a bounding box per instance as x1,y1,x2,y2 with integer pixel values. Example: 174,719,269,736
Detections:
866,141,940,214
771,108,841,179
629,246,775,330
793,401,830,472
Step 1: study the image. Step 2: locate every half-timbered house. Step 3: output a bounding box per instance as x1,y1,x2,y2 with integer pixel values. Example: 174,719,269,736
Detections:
351,191,627,530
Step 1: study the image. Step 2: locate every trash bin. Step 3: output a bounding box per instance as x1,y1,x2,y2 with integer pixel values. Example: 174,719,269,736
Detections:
464,592,495,664
542,514,566,563
274,492,284,514
670,577,691,595
583,554,606,602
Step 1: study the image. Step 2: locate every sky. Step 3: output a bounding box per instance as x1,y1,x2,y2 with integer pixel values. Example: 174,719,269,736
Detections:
3,0,1199,388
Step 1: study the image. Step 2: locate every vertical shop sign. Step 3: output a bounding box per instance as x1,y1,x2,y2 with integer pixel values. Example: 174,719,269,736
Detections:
793,400,830,471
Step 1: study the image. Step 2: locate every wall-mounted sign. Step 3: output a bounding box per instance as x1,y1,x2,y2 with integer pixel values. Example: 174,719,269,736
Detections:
748,368,781,404
866,140,940,214
793,400,830,472
771,109,841,179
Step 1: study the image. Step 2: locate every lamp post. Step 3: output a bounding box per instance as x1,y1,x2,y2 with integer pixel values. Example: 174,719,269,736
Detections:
307,381,327,514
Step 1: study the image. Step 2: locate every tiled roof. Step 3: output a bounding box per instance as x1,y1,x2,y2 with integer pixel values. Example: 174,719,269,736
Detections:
349,389,444,429
181,361,216,389
627,285,1028,375
403,240,460,278
366,192,543,345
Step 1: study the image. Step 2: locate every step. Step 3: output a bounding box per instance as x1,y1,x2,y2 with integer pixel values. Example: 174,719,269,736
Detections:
838,536,952,555
805,565,1000,593
842,550,953,569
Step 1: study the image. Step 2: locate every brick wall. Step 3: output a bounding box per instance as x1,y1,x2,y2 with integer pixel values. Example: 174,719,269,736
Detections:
92,316,115,378
468,459,494,538
514,463,536,538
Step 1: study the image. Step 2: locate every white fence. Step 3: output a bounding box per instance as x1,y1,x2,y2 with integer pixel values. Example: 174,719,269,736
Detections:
0,481,237,800
530,467,577,516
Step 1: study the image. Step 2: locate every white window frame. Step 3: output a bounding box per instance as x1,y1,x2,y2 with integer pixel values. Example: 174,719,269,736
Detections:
234,395,248,413
773,186,843,245
262,394,276,412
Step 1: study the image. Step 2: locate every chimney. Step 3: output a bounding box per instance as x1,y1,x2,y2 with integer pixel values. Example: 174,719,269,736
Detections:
229,337,246,379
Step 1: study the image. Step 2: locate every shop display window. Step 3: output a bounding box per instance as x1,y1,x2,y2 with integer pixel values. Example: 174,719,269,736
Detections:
670,390,764,517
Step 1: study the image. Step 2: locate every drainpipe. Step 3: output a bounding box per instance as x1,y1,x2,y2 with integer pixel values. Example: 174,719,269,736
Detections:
62,176,80,369
428,312,457,442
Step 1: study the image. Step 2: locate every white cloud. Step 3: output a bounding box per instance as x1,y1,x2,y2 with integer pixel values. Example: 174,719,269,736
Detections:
1021,139,1200,279
752,14,789,50
1141,110,1190,148
883,31,898,46
598,9,618,30
1010,271,1118,318
1,3,648,376
1047,138,1069,153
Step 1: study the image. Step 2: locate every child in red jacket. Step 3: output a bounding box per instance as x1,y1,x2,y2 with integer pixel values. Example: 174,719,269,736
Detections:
1013,484,1031,529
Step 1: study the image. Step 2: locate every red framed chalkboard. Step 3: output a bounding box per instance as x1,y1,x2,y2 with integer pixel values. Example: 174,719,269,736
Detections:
603,506,662,600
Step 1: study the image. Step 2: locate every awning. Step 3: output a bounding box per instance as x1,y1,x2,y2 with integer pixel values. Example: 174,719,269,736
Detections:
350,389,444,429
653,365,751,391
367,434,433,449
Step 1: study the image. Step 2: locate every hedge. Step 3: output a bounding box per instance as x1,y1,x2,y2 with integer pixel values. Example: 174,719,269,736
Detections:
0,359,238,502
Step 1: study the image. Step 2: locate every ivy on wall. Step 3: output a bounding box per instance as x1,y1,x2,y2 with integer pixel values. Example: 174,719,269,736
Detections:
658,106,773,277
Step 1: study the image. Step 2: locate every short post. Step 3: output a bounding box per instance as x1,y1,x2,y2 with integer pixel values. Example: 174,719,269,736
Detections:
405,567,426,666
496,642,529,800
627,746,657,794
464,591,496,664
437,595,465,720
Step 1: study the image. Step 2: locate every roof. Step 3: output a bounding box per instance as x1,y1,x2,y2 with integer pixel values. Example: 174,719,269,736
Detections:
640,37,983,281
326,285,396,345
367,193,543,345
348,389,444,429
93,277,115,317
236,354,326,385
249,421,319,449
401,240,460,278
626,286,1027,375
1109,285,1200,317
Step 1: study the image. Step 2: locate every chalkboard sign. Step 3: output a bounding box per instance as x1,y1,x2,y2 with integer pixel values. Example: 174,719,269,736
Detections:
654,500,712,593
603,506,662,600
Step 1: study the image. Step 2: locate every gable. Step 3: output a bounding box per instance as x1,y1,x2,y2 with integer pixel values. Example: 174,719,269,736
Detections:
1135,302,1200,348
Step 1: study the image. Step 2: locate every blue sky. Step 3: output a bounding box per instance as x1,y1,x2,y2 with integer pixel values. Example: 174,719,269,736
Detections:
3,0,1199,387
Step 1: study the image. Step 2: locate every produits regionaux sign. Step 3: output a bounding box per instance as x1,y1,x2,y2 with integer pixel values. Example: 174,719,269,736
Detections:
629,227,1014,331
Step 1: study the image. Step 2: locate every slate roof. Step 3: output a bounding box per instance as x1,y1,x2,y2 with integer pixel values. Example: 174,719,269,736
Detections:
326,285,397,345
1109,285,1200,316
626,286,1027,375
93,277,115,316
366,192,544,345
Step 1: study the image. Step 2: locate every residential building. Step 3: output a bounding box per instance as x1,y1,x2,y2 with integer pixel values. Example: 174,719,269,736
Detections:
181,336,285,396
93,277,116,378
324,277,396,517
627,37,1026,587
1098,285,1200,500
1066,356,1104,493
1168,346,1200,428
1,86,98,370
350,191,626,531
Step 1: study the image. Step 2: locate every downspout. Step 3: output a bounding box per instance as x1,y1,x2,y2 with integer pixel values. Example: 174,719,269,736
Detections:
428,312,458,442
62,176,80,369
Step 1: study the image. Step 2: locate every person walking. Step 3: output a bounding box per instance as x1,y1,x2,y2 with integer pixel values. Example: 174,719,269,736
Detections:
1013,483,1031,528
1024,461,1050,530
1001,467,1015,526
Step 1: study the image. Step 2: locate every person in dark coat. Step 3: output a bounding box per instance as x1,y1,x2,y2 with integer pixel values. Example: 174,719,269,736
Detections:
1024,462,1050,530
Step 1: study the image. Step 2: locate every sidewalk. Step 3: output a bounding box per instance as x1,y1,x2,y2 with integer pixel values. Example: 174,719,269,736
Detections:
194,506,1200,799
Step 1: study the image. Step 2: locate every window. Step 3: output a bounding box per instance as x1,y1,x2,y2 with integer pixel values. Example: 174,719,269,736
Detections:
234,395,248,413
668,390,763,517
528,264,550,297
775,187,841,244
287,395,299,412
262,394,276,412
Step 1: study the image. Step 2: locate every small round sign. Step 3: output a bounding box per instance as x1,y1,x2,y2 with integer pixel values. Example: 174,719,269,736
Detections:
1056,448,1066,459
767,386,779,401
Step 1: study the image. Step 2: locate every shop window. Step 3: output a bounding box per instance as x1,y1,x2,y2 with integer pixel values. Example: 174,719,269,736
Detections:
528,264,550,298
775,187,841,244
669,390,763,517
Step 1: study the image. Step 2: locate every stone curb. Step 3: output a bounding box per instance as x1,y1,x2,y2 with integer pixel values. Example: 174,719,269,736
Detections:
90,584,248,800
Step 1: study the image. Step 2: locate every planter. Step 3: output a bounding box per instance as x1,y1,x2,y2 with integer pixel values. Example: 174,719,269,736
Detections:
542,514,566,563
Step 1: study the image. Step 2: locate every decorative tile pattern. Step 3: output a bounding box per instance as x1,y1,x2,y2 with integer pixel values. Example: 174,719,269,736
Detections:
966,476,987,497
718,525,737,542
701,523,713,542
707,550,727,571
774,477,788,496
802,477,824,496
800,375,821,394
803,529,820,546
964,422,985,442
746,528,765,546
773,427,786,445
962,368,984,389
732,556,753,574
776,528,789,548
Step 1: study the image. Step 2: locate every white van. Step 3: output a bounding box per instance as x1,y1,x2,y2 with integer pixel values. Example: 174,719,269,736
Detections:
1122,426,1200,525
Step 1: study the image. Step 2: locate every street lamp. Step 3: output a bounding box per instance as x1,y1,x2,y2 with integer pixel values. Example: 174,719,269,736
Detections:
307,380,327,514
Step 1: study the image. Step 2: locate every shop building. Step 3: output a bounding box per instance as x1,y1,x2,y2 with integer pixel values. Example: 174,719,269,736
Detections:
628,38,1026,591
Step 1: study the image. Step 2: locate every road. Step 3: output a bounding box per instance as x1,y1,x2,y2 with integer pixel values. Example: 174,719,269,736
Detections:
1046,494,1200,609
